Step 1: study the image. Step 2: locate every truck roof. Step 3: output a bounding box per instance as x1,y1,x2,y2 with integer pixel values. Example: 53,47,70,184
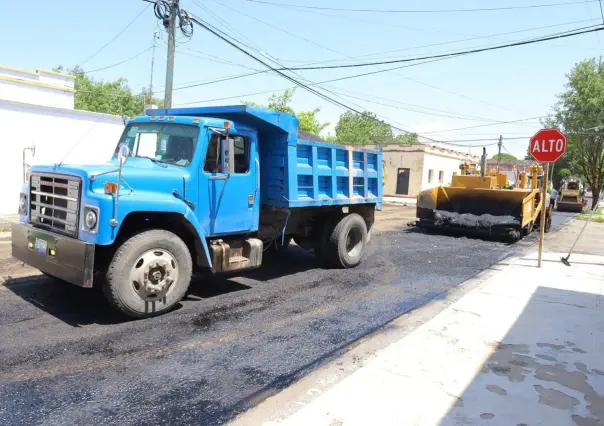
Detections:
147,105,299,137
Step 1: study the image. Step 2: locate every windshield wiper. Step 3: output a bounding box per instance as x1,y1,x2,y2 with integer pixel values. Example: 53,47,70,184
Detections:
134,155,168,168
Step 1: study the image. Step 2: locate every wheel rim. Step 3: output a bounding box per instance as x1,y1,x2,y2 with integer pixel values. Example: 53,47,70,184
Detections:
129,249,179,302
346,226,363,258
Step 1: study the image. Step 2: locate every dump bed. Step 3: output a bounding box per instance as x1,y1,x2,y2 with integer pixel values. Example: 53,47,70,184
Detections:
152,105,383,209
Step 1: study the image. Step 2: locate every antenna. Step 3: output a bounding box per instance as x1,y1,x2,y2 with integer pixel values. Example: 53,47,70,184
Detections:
57,124,97,167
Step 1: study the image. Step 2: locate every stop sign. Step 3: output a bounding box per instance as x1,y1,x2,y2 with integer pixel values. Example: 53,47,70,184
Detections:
529,129,567,163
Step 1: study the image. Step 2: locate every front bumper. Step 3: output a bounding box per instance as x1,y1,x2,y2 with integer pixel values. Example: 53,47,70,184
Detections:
11,223,95,288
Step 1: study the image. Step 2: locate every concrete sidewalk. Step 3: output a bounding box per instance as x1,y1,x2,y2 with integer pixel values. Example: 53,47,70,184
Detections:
254,251,604,426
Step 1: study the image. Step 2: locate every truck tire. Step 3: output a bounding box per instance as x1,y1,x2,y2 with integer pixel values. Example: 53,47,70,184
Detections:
313,214,342,264
103,230,192,319
325,213,368,268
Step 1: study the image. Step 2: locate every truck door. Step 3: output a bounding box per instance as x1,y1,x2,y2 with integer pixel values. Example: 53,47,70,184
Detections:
201,130,260,235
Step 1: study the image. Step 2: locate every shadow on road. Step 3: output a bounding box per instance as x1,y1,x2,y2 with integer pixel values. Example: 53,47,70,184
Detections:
3,275,126,327
2,245,319,327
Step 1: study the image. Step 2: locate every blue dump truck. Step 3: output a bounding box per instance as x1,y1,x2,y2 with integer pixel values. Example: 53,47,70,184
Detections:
12,106,382,318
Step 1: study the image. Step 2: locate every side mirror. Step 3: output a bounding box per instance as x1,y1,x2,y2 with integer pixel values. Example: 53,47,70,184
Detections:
221,137,235,174
118,145,130,166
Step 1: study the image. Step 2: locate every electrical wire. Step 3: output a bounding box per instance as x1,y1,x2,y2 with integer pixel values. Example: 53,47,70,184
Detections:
239,0,599,13
332,19,601,62
81,3,151,65
275,25,604,70
185,14,437,138
86,46,153,73
207,0,538,117
419,117,546,135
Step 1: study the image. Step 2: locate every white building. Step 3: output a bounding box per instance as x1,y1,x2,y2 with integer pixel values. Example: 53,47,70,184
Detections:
0,65,125,215
380,144,480,197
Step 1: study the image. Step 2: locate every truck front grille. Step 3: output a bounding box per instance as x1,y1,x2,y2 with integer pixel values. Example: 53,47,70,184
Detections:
30,173,81,236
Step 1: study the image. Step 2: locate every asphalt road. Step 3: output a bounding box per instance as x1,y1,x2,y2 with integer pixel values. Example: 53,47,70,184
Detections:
0,209,576,426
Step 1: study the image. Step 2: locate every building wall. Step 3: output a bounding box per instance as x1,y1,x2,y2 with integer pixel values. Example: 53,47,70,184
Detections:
0,65,75,109
382,150,425,196
381,144,479,197
0,99,124,215
421,153,467,190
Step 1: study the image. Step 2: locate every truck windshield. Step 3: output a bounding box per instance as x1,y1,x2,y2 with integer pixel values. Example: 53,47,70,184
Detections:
115,123,200,167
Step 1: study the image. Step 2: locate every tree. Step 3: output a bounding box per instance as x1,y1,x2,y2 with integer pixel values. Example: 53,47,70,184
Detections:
490,153,518,161
246,89,329,136
54,66,163,117
552,58,604,208
334,111,417,145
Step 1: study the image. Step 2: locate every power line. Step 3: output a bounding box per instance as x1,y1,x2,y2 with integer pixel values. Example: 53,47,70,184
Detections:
239,0,599,13
204,0,535,116
276,25,604,70
184,13,448,139
175,56,461,105
419,117,546,134
333,19,601,62
86,46,153,73
81,4,151,65
187,15,367,117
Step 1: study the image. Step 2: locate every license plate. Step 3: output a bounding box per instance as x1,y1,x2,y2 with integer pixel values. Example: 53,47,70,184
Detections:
34,238,48,254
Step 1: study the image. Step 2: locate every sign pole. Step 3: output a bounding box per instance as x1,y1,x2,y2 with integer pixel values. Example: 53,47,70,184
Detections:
538,163,549,268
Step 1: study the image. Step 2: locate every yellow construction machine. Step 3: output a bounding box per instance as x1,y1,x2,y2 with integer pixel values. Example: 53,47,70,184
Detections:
556,180,585,213
414,164,552,241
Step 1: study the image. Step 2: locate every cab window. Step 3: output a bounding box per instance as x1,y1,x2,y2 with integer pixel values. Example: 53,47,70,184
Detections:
204,134,250,174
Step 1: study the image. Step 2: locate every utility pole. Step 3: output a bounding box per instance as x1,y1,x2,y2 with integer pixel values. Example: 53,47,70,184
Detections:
497,135,503,173
148,32,159,106
164,0,179,109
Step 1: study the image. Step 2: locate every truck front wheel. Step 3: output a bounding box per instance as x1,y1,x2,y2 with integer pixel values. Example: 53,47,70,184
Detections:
103,230,192,318
325,213,368,268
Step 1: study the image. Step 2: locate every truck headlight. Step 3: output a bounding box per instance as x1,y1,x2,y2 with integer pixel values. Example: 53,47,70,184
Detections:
18,193,27,215
83,206,99,233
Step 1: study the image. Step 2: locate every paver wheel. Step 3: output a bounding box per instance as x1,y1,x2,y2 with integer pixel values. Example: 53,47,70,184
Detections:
103,230,192,319
325,213,368,268
545,216,552,233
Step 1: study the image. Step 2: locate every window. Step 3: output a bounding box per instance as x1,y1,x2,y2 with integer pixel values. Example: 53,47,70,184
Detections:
116,123,199,167
428,169,434,183
233,136,250,173
203,134,249,174
438,170,444,183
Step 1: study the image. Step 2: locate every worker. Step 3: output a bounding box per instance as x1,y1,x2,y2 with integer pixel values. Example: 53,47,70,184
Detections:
550,186,559,210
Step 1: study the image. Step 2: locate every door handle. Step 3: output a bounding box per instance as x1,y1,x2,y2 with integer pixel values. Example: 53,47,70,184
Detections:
255,158,260,194
209,175,228,181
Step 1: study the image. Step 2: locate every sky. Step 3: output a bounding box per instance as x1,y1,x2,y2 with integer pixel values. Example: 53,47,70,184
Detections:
3,0,604,158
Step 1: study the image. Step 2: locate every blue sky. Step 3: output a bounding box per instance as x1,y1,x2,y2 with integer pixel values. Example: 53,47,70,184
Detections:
3,0,604,157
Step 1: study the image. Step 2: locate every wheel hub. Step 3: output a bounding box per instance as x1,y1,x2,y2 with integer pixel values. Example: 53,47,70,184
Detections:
130,250,179,301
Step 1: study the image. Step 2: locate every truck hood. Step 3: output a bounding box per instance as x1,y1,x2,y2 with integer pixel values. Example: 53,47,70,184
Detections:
30,158,191,195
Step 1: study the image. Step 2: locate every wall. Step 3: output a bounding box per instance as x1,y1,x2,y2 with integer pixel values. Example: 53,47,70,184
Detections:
0,65,75,109
421,152,466,191
0,99,124,215
382,150,425,196
380,144,479,197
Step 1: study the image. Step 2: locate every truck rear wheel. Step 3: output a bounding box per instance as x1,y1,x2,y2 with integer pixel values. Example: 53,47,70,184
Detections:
103,230,192,318
325,213,368,268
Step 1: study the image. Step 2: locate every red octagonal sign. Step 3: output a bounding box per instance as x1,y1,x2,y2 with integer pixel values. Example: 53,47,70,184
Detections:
529,128,568,163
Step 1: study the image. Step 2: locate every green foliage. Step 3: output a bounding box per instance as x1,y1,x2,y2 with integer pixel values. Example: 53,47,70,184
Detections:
558,168,572,180
54,66,163,117
246,89,329,135
551,58,604,208
334,111,417,145
490,153,517,161
578,208,604,222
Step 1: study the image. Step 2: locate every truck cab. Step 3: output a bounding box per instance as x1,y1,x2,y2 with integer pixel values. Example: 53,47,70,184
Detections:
12,106,382,318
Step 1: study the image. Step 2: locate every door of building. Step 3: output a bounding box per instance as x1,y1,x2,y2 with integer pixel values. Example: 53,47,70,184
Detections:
396,168,410,195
